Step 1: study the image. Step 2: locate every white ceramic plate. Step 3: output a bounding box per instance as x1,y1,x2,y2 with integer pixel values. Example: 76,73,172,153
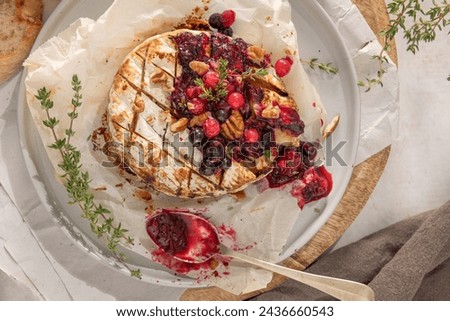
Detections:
17,0,359,287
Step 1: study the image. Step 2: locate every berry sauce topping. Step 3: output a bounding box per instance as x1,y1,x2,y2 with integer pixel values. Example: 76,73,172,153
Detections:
290,166,333,209
167,10,332,208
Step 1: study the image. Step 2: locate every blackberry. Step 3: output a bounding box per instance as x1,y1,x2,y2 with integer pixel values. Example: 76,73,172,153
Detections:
208,13,223,29
219,27,234,37
189,128,205,147
214,108,231,124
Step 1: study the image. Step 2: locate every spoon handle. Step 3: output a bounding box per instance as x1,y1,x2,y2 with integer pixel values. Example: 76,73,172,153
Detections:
221,246,374,301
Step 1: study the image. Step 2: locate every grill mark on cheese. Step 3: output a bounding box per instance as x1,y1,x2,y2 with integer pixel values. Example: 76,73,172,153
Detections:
135,50,177,81
173,52,179,87
108,30,279,198
187,148,195,191
117,73,169,111
129,43,150,145
113,117,220,189
126,123,223,190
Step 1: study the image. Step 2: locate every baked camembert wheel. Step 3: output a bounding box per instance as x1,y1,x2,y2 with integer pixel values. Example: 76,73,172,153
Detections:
107,29,310,198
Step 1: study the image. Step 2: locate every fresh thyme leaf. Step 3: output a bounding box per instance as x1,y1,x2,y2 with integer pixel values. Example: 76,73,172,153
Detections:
218,58,229,82
256,68,269,76
360,0,450,91
43,117,59,129
242,67,269,80
131,269,142,278
301,58,338,75
194,59,229,102
36,76,142,280
194,77,204,87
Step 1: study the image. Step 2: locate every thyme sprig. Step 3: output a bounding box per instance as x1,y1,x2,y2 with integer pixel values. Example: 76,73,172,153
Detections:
301,58,339,75
359,0,450,91
36,75,142,279
195,58,229,102
242,67,269,80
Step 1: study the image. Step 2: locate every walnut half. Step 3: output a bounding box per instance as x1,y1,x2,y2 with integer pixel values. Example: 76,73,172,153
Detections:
221,110,245,140
170,118,189,133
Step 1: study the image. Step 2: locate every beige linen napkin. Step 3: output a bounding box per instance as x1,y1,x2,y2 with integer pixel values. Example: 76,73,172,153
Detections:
251,200,450,301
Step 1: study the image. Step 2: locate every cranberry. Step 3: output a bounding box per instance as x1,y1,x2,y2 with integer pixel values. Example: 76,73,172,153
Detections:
188,98,207,115
219,27,233,37
185,86,201,99
203,118,221,138
189,128,205,147
244,128,260,142
275,58,292,77
203,71,220,88
285,55,294,65
214,108,231,123
208,13,223,29
228,92,245,109
221,10,236,28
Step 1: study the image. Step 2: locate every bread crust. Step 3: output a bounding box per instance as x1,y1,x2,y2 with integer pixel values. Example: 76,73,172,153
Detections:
0,0,43,84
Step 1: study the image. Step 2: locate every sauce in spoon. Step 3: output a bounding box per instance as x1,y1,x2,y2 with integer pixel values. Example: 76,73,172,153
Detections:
146,209,374,301
146,209,220,264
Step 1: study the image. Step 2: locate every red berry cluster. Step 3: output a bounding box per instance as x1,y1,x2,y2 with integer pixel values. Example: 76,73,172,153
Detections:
208,10,236,36
168,13,328,201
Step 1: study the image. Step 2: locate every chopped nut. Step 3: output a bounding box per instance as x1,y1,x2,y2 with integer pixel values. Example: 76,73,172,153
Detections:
261,105,281,119
247,46,266,64
221,110,245,140
170,118,189,133
323,115,340,140
189,60,209,75
189,112,210,127
204,44,212,58
255,156,269,171
187,102,195,111
209,258,219,270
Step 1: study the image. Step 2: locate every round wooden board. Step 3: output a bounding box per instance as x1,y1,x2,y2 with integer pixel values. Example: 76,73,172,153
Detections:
181,0,396,301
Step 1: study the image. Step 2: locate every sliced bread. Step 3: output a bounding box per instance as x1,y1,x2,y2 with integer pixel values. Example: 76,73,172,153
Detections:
0,0,43,84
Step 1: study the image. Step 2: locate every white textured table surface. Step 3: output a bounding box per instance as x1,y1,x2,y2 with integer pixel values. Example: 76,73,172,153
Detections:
336,27,450,249
0,0,449,300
